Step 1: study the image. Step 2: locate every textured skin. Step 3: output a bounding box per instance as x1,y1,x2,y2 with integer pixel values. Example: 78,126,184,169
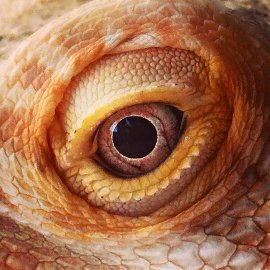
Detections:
0,0,270,269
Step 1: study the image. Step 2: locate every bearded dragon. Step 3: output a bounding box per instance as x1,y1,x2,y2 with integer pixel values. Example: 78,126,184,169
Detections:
0,0,270,269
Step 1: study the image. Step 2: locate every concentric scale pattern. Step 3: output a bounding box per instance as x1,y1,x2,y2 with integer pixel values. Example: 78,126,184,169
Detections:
0,0,270,269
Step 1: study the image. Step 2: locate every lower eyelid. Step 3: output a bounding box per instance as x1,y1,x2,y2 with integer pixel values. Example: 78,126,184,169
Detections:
50,103,231,217
56,47,209,137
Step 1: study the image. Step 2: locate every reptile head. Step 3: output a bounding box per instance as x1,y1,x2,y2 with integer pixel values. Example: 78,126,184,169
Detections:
0,0,270,269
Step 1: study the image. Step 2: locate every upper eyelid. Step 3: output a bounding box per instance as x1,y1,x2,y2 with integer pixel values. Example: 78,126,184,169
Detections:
57,47,209,134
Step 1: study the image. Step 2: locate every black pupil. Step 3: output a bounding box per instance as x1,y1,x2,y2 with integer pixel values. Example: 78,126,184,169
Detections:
112,116,157,159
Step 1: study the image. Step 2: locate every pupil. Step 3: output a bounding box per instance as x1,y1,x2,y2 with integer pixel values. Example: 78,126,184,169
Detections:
112,116,157,159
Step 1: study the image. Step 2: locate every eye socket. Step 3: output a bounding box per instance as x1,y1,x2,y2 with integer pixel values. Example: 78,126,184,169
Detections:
48,46,231,218
96,103,184,178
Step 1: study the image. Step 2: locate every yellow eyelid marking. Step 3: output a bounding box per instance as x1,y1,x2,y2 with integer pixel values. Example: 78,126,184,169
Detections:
189,145,200,157
109,191,120,201
97,186,110,198
119,192,132,203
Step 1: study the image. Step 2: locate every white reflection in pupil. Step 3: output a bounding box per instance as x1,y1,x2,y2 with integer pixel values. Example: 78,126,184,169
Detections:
112,116,157,159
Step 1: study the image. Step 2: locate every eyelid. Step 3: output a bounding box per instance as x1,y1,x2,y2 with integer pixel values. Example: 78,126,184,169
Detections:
51,47,212,166
46,38,233,216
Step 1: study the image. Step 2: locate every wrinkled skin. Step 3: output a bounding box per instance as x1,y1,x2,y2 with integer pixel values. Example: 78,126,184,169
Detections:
0,0,270,269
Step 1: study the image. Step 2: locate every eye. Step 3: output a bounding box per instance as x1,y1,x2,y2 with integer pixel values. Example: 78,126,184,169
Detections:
48,46,231,216
96,103,184,177
1,1,270,269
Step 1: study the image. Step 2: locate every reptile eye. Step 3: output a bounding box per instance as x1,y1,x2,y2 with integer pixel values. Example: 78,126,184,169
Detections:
48,46,231,217
96,103,184,177
2,1,270,268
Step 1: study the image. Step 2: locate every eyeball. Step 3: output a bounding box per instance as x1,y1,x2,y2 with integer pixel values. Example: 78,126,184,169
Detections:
96,103,184,177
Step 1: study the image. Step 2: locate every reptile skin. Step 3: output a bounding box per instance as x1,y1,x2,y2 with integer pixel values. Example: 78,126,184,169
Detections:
0,0,270,269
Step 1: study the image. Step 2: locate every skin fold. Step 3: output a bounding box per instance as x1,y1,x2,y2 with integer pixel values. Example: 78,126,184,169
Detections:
0,0,270,269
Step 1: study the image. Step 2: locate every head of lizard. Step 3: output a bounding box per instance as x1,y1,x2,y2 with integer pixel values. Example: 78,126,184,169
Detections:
0,0,270,269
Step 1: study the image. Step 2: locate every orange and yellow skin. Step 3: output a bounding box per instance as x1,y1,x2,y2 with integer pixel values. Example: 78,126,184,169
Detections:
0,0,270,269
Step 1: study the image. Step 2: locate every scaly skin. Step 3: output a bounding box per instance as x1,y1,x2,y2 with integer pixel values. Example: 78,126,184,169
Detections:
0,0,270,269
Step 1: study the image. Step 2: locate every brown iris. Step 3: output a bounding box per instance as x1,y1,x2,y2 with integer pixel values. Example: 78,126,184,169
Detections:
96,103,184,177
